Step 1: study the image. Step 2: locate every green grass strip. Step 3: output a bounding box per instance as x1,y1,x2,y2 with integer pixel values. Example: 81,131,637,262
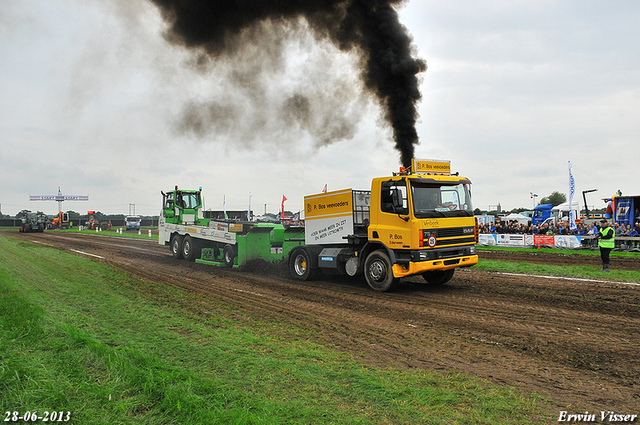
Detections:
477,244,640,258
476,259,640,284
0,234,547,424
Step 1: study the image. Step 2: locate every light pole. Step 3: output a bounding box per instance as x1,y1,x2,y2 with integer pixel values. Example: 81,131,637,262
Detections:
530,192,538,209
582,189,597,218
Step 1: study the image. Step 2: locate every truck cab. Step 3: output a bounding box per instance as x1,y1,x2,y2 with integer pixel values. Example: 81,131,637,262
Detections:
531,204,553,226
551,201,580,224
161,187,209,226
367,168,477,285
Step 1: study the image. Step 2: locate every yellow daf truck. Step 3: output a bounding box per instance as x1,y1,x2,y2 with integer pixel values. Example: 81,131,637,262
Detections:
289,158,478,291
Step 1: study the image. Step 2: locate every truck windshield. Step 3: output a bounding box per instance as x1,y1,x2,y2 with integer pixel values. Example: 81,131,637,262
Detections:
178,192,201,209
411,182,473,218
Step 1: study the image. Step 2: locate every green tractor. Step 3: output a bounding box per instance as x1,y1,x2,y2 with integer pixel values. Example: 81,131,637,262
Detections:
20,211,47,233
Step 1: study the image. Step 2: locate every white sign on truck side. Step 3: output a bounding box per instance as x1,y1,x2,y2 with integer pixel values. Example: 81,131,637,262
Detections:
304,189,355,245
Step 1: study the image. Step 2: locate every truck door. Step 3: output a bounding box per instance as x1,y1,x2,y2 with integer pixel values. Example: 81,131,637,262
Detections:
373,180,411,249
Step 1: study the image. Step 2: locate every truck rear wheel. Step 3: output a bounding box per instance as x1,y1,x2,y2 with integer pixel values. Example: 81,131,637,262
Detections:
422,269,455,285
171,235,183,259
364,250,399,292
182,235,197,261
289,247,314,281
223,244,236,267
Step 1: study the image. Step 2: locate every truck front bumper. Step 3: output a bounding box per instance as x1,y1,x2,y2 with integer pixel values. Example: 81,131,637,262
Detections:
391,245,478,278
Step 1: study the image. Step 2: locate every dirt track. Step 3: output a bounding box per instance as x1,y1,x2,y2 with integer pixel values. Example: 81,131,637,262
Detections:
13,231,640,417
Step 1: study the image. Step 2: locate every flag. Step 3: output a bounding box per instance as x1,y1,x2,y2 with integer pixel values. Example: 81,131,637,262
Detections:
322,184,327,193
281,195,287,219
223,195,228,219
248,193,252,221
568,161,577,231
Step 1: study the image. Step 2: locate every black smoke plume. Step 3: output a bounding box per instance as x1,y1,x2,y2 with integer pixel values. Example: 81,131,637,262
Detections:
150,0,426,167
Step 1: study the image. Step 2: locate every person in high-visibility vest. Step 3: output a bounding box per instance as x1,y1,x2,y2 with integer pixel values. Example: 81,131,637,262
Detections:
596,219,615,272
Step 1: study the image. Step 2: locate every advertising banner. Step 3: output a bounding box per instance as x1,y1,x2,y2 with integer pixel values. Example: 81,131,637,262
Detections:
30,195,89,201
478,234,497,245
495,234,525,246
568,161,577,231
478,234,582,248
533,235,555,246
554,235,582,248
412,158,451,174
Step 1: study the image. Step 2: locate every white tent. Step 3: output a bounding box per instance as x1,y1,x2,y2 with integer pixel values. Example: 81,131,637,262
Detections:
502,213,530,224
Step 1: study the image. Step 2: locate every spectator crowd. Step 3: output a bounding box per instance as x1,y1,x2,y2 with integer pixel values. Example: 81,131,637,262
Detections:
479,220,640,236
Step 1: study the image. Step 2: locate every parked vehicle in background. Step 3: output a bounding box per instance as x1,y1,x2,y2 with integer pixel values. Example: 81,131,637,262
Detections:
551,201,580,224
531,204,553,226
533,201,580,227
125,215,141,230
49,211,70,229
613,195,640,227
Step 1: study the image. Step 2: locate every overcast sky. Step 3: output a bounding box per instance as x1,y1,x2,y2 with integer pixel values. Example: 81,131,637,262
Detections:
2,0,638,217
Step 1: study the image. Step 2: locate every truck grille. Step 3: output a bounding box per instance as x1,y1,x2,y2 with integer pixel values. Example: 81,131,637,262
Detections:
435,227,475,238
436,237,476,246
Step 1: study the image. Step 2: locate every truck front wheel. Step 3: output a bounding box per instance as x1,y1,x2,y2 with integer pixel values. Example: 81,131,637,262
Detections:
364,250,399,292
171,235,183,259
289,247,314,281
422,269,455,285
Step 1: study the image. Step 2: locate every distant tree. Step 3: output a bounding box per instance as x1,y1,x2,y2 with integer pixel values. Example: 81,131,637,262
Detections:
66,210,81,220
539,191,566,207
510,207,529,214
474,208,483,215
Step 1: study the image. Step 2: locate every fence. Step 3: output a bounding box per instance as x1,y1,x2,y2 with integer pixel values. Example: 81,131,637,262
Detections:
479,233,640,251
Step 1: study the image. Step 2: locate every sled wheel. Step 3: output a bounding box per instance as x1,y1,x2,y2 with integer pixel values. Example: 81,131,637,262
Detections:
223,244,236,267
289,247,313,281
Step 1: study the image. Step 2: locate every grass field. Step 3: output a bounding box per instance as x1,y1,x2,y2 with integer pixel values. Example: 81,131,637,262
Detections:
0,233,548,424
476,245,640,283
